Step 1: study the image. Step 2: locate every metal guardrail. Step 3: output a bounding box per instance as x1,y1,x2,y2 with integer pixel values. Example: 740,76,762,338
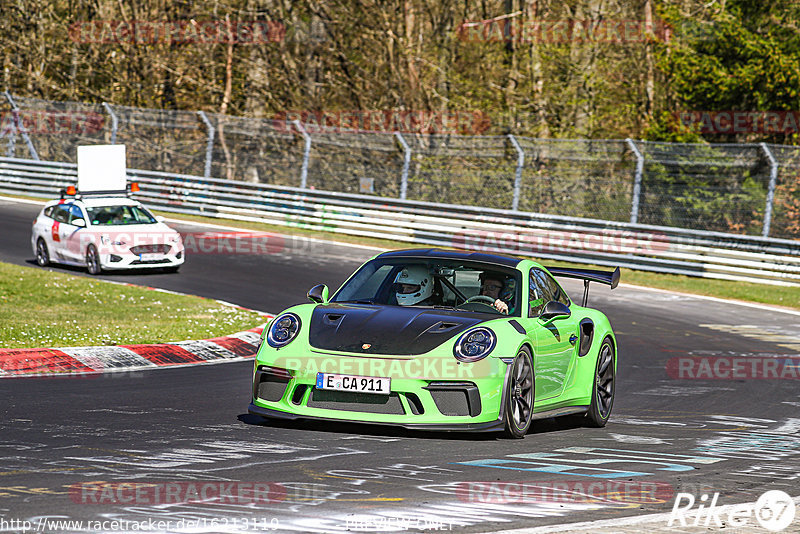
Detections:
7,93,800,240
2,156,800,287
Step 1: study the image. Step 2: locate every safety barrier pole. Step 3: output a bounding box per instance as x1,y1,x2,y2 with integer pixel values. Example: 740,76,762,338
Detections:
394,132,411,200
627,138,644,224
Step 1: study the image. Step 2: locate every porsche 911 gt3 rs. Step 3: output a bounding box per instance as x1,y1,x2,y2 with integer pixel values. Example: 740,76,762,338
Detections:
249,248,619,438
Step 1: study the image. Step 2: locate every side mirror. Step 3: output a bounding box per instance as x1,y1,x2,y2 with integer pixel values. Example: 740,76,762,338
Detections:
72,218,86,227
540,300,571,322
307,284,329,304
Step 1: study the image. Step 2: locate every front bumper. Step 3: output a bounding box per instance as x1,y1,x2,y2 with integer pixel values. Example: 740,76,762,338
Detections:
99,250,184,270
247,402,506,432
248,353,511,431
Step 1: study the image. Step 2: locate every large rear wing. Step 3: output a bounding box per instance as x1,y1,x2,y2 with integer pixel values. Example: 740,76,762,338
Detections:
545,266,620,307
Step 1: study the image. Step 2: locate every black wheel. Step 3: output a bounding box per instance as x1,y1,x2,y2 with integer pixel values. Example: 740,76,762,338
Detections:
585,337,615,427
36,238,50,266
86,245,101,275
504,346,534,439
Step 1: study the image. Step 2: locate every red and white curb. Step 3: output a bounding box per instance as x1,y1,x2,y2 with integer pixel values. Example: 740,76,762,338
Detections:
0,325,268,378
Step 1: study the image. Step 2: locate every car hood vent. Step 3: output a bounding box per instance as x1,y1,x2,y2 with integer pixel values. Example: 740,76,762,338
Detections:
308,305,490,356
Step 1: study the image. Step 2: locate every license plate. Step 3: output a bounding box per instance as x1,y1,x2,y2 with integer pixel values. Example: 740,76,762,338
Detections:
316,373,390,395
139,253,163,261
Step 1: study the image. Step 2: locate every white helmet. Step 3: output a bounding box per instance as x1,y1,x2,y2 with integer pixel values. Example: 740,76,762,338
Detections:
394,265,433,306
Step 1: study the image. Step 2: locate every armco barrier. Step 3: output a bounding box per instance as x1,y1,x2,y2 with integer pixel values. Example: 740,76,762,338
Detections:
2,156,800,287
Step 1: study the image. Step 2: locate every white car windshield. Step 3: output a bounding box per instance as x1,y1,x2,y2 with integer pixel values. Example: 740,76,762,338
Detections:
86,205,157,226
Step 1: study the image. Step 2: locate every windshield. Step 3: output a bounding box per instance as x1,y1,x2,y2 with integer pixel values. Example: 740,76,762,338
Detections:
331,258,521,316
86,205,157,226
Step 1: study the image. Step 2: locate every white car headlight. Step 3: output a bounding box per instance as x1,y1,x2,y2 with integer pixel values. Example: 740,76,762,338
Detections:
100,235,126,246
267,313,301,348
453,327,496,362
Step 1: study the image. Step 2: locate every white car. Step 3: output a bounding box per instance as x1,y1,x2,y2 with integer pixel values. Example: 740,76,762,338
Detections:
31,193,185,274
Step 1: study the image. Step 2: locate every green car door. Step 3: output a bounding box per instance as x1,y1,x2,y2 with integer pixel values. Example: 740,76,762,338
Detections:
525,267,579,402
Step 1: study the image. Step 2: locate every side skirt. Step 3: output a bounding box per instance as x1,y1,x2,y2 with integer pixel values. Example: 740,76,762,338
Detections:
531,405,589,420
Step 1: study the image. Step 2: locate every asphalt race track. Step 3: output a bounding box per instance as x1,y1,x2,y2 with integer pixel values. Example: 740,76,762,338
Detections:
2,197,800,533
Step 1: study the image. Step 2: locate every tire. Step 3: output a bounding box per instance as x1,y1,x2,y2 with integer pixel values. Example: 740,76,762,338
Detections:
86,245,102,275
503,346,535,439
36,238,50,267
585,337,615,428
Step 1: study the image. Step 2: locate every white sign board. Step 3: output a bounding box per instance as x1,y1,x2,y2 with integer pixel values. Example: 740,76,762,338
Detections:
77,145,126,192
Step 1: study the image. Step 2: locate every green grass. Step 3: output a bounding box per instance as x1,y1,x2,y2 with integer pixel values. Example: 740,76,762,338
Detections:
0,261,265,349
620,269,800,309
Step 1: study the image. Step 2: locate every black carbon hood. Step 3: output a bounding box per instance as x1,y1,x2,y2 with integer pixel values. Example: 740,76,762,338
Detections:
308,304,491,356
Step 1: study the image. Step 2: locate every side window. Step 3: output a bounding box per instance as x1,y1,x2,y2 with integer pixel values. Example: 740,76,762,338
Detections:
68,205,85,225
52,205,70,223
43,206,55,218
528,269,551,317
538,269,570,307
529,268,570,316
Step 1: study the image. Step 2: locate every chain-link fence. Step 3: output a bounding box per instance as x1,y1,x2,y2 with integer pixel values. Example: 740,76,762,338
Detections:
2,92,799,240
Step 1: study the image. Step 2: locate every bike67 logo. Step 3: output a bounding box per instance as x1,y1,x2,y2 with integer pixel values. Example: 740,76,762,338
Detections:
669,490,796,532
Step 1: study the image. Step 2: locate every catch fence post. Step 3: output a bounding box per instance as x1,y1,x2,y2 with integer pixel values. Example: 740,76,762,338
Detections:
394,132,411,200
3,91,39,160
293,120,311,189
508,134,524,211
760,142,778,238
102,102,118,145
627,138,644,224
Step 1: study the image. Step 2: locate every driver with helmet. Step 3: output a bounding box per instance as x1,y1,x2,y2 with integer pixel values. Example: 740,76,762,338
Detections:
394,265,437,306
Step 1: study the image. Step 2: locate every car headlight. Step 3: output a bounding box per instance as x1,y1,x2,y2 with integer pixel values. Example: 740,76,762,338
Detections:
100,235,125,246
453,327,496,362
267,313,301,348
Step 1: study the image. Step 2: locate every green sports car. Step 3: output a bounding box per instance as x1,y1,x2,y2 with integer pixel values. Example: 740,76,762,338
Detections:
248,249,619,438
